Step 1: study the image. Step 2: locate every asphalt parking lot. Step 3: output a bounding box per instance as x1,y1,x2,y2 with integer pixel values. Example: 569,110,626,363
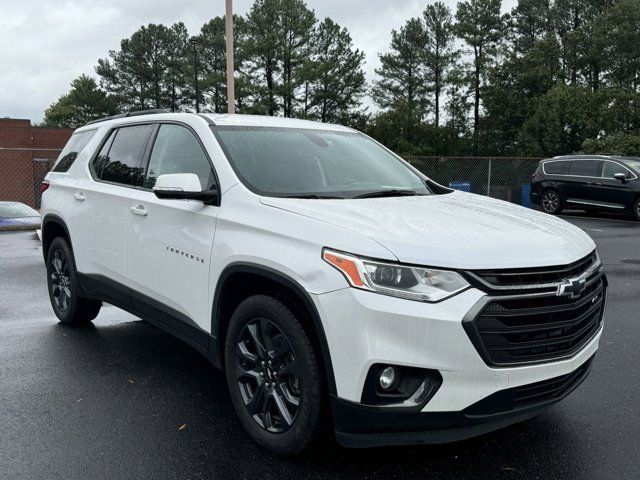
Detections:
1,214,639,480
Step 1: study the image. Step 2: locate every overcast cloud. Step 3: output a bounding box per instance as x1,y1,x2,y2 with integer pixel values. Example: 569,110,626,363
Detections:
0,0,515,122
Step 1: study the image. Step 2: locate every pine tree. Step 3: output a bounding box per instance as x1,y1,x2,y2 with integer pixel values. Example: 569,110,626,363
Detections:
455,0,505,155
305,18,366,123
372,18,430,121
42,75,117,128
96,23,188,111
423,2,457,128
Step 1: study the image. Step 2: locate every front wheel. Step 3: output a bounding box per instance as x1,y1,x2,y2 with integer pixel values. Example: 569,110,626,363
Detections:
224,295,324,456
46,237,101,326
541,190,563,215
634,198,640,221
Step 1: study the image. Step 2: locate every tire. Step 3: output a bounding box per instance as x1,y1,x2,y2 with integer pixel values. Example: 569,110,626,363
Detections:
541,189,563,215
634,198,640,222
46,237,101,326
224,295,324,456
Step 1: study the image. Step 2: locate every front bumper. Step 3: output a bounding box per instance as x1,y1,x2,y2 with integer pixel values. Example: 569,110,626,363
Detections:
312,285,602,446
332,355,594,447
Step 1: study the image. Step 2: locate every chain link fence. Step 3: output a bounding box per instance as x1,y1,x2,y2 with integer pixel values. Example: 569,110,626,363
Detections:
406,156,542,207
0,150,59,210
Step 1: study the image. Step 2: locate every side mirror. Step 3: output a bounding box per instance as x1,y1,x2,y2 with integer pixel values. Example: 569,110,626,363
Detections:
613,173,628,183
153,173,218,205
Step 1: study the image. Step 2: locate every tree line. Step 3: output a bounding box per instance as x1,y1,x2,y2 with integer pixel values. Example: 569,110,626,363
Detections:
43,0,640,157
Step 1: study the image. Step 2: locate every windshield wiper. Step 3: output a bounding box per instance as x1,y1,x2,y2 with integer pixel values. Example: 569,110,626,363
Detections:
280,194,343,199
353,189,423,199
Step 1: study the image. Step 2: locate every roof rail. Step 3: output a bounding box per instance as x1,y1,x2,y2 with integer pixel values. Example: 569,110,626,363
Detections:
552,154,612,160
85,109,171,126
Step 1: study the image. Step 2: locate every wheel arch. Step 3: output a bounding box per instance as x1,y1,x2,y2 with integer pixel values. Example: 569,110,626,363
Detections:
211,263,337,396
41,214,73,261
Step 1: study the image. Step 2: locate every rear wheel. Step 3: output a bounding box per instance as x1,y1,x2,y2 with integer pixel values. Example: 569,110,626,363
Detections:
224,295,324,456
541,190,562,214
46,237,101,326
634,198,640,221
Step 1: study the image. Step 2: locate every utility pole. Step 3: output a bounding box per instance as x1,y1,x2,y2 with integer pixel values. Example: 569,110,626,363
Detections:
190,37,200,113
225,0,235,114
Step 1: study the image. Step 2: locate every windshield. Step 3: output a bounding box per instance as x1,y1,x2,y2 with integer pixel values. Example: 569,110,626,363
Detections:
212,126,430,198
0,203,40,219
621,158,640,174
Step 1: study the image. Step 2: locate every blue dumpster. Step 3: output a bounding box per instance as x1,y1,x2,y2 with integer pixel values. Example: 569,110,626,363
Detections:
521,184,532,208
449,181,471,192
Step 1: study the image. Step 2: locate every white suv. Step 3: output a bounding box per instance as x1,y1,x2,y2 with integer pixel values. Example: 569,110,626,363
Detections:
41,111,606,455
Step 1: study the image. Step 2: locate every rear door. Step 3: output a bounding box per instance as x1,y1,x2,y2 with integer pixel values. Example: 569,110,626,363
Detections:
125,123,219,331
71,124,154,290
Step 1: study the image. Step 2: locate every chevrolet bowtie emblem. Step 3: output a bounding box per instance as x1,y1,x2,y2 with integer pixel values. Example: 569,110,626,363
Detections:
557,277,587,299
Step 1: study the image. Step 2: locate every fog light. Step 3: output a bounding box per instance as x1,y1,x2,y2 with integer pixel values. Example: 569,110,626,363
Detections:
379,366,398,391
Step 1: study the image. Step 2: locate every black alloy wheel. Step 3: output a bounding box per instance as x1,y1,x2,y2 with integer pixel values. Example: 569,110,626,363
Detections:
225,295,324,456
49,248,72,312
46,236,101,325
235,318,301,433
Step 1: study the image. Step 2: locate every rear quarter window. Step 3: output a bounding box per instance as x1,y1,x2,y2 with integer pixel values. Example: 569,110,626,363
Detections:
52,130,97,172
543,161,570,175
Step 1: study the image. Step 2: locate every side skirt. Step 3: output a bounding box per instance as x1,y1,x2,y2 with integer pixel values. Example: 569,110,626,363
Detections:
77,273,221,368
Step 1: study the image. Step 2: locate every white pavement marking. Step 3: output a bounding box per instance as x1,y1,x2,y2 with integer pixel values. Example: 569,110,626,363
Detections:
560,214,639,225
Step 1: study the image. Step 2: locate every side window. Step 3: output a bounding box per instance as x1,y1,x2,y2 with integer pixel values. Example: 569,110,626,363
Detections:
52,130,97,172
602,161,630,179
144,124,215,190
98,125,154,186
569,160,601,177
544,161,570,175
91,130,116,178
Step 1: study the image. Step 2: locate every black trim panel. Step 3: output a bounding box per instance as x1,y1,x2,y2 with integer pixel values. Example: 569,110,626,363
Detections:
41,214,72,261
211,263,337,395
77,273,217,362
333,354,594,447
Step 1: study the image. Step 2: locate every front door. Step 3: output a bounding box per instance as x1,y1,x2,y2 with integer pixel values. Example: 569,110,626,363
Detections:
589,160,636,211
126,123,219,331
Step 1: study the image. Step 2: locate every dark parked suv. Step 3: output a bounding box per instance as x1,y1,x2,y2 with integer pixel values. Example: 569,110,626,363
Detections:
531,155,640,220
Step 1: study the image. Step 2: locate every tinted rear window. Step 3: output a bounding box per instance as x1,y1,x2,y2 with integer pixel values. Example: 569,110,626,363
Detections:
52,130,97,172
543,161,570,175
95,125,154,186
569,160,601,176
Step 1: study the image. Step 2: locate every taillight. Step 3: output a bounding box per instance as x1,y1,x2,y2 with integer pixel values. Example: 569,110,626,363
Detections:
39,181,50,194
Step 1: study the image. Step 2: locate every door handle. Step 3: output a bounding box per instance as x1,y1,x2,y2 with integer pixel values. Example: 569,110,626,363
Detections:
73,192,85,201
594,182,603,186
584,182,592,185
130,205,148,216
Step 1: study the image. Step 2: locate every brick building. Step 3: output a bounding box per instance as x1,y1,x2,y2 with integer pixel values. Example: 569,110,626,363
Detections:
0,118,73,208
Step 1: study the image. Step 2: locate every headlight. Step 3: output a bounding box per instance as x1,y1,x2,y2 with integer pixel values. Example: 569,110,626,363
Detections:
322,249,469,302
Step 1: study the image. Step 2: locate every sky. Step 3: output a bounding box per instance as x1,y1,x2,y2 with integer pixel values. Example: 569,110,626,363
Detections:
0,0,516,123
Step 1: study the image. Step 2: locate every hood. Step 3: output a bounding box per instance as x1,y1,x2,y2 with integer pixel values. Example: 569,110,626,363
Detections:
260,191,595,270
